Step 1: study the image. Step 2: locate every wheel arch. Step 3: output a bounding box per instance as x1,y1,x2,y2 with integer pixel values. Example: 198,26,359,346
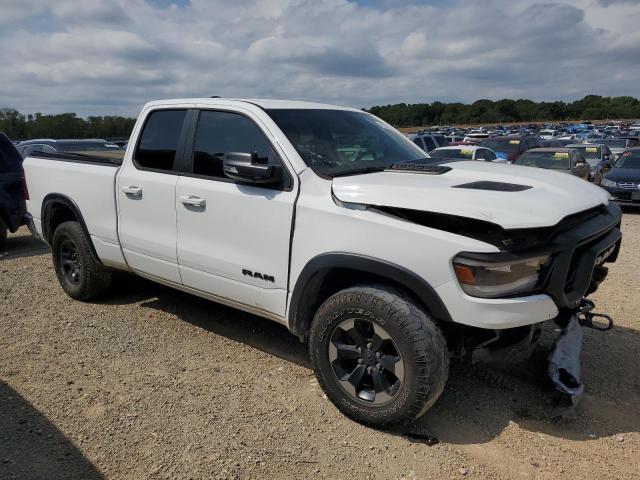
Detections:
288,253,452,338
41,193,101,263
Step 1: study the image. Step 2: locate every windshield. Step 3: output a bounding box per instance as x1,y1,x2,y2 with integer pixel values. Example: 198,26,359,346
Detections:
479,139,520,154
514,151,571,170
430,148,475,159
615,152,640,169
573,146,601,160
600,139,627,148
266,109,426,177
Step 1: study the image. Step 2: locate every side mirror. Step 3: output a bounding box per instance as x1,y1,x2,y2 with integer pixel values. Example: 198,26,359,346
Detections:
223,152,283,185
603,154,611,161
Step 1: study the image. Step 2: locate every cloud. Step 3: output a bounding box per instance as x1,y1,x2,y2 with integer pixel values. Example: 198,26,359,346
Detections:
0,0,638,116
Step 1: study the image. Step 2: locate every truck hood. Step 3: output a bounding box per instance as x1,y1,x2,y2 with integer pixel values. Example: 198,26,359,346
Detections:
332,161,610,229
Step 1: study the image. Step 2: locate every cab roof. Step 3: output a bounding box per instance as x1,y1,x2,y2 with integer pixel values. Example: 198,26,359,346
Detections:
143,98,360,112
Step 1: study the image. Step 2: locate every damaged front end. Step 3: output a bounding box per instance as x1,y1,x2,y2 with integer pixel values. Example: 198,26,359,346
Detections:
440,202,622,403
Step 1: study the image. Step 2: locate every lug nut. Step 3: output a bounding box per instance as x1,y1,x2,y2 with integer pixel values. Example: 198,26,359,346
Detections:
366,343,373,350
376,363,382,370
367,366,373,374
357,358,364,364
375,351,382,358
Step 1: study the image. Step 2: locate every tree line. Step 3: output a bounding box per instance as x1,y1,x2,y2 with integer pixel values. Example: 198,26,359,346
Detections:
0,109,136,141
366,95,640,127
2,95,639,140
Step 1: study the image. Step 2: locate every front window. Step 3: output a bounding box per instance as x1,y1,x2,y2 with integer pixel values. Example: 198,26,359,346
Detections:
430,148,475,160
514,151,571,170
266,109,426,177
615,152,640,169
600,139,627,148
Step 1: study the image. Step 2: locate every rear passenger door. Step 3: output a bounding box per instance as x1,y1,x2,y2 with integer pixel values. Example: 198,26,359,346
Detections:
175,108,297,318
117,108,191,283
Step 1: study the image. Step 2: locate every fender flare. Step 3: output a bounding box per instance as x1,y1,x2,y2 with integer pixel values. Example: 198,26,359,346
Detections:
288,252,453,336
41,193,101,263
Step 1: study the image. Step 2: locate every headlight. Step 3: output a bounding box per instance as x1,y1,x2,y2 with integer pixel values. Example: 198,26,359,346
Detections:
453,254,550,298
601,178,617,188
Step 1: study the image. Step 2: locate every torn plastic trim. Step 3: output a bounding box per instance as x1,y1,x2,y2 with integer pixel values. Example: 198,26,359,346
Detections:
548,298,614,404
548,314,584,400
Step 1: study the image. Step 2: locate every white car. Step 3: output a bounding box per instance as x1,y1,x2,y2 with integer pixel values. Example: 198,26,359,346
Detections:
21,98,622,427
430,145,506,163
539,129,559,140
463,132,490,142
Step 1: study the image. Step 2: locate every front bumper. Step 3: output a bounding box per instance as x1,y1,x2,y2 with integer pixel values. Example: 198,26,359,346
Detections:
438,203,622,330
602,186,640,204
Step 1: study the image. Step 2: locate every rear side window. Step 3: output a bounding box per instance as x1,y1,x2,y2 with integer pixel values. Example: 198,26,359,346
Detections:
135,110,187,171
191,110,275,179
422,136,436,152
412,138,425,151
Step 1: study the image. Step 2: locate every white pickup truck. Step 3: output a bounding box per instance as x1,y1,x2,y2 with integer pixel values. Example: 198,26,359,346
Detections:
23,98,622,426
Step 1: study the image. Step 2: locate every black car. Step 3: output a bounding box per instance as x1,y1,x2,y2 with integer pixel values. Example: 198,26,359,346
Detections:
0,133,28,248
478,134,543,162
600,148,640,205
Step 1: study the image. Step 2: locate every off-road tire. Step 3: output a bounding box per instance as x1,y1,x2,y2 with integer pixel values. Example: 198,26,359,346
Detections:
309,285,449,428
51,221,111,300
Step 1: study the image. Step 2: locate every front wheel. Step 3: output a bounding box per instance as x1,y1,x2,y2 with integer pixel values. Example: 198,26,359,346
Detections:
309,285,449,428
51,221,111,300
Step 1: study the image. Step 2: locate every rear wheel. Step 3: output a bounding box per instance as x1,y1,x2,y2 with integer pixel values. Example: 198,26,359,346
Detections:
51,221,111,300
309,285,449,428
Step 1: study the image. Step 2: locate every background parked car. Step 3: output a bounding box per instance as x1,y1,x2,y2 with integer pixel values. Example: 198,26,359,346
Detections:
478,134,542,162
429,145,504,162
0,133,27,248
600,148,640,205
539,129,559,140
513,147,590,180
406,132,449,152
566,143,614,181
16,139,125,162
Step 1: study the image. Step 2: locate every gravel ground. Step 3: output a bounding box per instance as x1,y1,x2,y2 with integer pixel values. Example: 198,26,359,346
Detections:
1,211,639,480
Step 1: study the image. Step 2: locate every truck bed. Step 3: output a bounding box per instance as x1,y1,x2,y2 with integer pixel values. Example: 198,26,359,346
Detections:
23,151,122,258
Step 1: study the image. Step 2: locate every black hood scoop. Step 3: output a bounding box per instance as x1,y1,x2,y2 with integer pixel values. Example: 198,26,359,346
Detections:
453,180,532,192
390,163,452,174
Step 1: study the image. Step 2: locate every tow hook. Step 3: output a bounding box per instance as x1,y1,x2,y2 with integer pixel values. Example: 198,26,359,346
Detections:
576,298,614,331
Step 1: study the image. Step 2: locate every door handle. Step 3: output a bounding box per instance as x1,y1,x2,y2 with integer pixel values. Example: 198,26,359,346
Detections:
122,185,142,196
180,195,206,207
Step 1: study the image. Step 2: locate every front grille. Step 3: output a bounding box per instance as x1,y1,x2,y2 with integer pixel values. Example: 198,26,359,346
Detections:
617,182,640,190
541,203,622,309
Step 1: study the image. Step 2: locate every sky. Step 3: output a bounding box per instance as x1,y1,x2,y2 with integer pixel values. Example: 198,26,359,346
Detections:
0,0,638,117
